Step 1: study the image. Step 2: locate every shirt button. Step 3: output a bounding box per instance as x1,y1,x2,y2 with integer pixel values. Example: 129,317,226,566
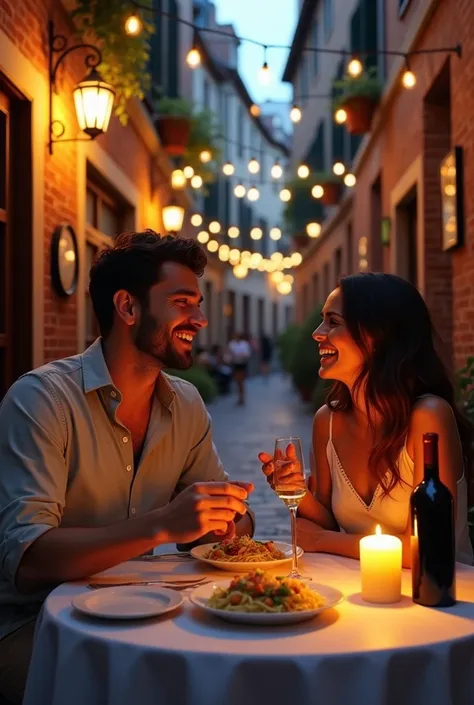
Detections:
131,508,136,515
110,390,117,398
126,465,132,472
122,436,129,443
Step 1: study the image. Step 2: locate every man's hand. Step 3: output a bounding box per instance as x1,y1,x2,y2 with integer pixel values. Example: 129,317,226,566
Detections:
152,482,252,544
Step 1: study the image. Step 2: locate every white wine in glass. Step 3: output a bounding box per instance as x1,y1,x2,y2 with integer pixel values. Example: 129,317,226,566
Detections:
273,436,310,580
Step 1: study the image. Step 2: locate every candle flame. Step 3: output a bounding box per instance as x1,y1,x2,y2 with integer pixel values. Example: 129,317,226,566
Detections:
375,524,382,536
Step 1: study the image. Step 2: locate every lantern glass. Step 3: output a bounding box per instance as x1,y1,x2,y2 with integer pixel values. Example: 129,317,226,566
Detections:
162,204,185,234
73,69,115,137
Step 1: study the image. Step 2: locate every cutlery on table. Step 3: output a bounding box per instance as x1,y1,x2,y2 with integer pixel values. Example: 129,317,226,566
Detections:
87,577,209,590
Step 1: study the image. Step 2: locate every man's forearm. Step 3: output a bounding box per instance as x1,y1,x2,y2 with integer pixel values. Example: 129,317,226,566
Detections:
16,512,166,594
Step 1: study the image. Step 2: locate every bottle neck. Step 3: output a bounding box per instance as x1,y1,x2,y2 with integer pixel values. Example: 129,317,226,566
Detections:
423,432,439,482
424,462,439,482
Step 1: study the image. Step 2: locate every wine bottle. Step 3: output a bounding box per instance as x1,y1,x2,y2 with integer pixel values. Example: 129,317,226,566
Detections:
410,432,456,607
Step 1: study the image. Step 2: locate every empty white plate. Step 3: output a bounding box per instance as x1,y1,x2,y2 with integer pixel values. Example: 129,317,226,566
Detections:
72,586,183,620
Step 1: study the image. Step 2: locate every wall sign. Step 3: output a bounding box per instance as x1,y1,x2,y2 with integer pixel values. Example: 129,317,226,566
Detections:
440,146,464,252
51,224,79,296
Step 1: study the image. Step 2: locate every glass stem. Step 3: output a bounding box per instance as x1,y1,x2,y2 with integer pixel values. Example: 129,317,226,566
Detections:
290,506,298,574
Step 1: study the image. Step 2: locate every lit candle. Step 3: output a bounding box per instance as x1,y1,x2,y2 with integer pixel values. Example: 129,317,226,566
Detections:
359,525,402,604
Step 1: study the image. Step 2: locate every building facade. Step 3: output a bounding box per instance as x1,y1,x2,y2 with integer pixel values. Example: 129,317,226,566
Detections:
284,0,474,370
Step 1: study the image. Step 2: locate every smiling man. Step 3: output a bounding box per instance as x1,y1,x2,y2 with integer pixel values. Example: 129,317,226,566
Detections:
0,231,254,704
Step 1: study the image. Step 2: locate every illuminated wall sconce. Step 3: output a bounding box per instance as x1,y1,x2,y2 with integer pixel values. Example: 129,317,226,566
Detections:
48,20,115,154
162,200,185,235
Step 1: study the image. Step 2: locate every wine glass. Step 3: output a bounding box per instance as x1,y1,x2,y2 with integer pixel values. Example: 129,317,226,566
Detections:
273,437,309,580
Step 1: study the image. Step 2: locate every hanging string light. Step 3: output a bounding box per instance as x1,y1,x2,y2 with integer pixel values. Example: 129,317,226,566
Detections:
250,104,261,117
207,239,219,253
290,104,302,123
284,274,294,284
306,222,321,238
228,226,240,238
197,230,209,244
209,220,221,234
257,260,266,272
171,168,186,190
229,248,241,264
191,175,203,189
270,227,281,240
190,213,203,227
234,184,246,198
248,157,260,174
218,244,230,261
291,252,303,266
124,12,143,36
271,160,283,179
186,45,201,69
334,108,347,125
271,271,284,284
333,162,346,176
279,188,291,202
282,256,293,268
199,149,212,163
402,60,416,89
233,263,248,279
222,161,235,176
277,280,292,295
247,185,260,201
311,184,324,199
183,165,195,178
344,173,356,187
297,164,310,179
347,57,363,77
271,252,284,263
250,227,263,240
259,46,271,85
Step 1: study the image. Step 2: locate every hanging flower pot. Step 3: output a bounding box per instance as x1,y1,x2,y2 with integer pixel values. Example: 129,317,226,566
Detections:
339,95,377,135
154,97,193,156
311,173,343,207
333,68,382,137
292,233,309,251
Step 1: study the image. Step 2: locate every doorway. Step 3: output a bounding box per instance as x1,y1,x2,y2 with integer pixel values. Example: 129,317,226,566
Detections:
395,186,418,288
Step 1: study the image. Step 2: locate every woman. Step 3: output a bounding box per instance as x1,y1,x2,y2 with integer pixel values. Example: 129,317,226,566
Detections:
259,273,473,566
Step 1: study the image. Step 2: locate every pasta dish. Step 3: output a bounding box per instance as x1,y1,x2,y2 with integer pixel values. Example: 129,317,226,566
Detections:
205,536,286,563
208,570,325,613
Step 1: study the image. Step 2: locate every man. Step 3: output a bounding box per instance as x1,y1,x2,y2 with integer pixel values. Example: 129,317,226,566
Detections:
227,332,252,405
0,231,254,704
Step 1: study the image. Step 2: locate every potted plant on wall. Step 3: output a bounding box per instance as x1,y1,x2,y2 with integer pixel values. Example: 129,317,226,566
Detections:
283,178,325,248
333,67,382,136
311,172,343,206
185,108,223,183
155,97,194,156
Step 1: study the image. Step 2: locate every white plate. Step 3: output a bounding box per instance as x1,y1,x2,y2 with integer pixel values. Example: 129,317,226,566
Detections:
190,541,304,572
190,580,344,625
72,586,183,620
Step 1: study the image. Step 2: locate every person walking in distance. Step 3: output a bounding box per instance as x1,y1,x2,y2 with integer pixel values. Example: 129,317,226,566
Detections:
228,332,252,405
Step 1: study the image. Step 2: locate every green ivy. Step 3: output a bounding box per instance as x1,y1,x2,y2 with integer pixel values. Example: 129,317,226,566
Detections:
333,67,382,112
72,0,154,124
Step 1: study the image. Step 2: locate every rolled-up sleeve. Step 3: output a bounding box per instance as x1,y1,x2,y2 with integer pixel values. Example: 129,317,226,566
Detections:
0,374,67,585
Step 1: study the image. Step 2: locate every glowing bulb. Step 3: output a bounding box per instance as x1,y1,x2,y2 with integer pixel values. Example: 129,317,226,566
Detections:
259,61,271,85
124,13,142,36
270,227,281,240
229,248,241,263
222,161,235,176
220,244,230,256
207,239,219,253
334,108,347,124
250,252,262,265
234,184,246,198
297,164,310,179
276,280,292,295
445,184,456,197
191,213,203,227
186,47,201,69
258,260,266,272
270,252,283,263
306,222,321,238
312,184,324,199
271,161,283,179
171,168,186,190
183,165,194,178
290,104,302,123
199,149,212,163
291,252,303,266
265,260,276,272
218,246,230,262
347,57,363,77
250,227,263,240
271,271,284,284
250,104,261,117
248,157,260,174
191,175,203,189
228,226,240,238
344,173,356,187
197,230,209,244
402,69,416,89
279,188,291,202
209,220,221,234
283,256,292,268
247,186,260,202
284,274,294,284
333,161,346,176
233,264,248,279
241,250,251,260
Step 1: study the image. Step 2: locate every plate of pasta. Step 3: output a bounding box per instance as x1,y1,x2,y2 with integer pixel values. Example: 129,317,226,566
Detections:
189,570,343,625
190,536,303,572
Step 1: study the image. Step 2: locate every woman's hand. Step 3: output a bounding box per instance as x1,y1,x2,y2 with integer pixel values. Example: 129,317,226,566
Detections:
296,517,328,552
258,444,303,488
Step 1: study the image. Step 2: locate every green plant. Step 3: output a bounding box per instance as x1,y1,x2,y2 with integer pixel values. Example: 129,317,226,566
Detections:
283,178,325,233
155,97,194,118
289,306,323,400
165,365,218,403
73,0,154,124
276,323,301,373
333,67,382,111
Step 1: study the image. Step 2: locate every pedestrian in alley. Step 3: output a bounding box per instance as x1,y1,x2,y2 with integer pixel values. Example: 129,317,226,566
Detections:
227,332,252,405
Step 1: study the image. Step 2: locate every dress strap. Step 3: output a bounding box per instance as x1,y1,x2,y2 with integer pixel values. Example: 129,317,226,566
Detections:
329,411,334,442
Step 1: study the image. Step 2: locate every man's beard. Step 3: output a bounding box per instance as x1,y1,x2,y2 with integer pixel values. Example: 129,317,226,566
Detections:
134,309,193,370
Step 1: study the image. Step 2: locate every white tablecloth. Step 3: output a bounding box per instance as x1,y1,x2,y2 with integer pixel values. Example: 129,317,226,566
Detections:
23,552,474,705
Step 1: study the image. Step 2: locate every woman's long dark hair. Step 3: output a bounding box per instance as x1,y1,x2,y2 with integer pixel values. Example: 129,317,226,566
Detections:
326,272,473,496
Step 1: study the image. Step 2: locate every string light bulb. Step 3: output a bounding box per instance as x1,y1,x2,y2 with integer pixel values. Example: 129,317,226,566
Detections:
282,256,293,268
186,46,201,69
297,164,310,179
218,245,230,262
333,162,346,176
222,161,235,176
124,13,142,36
291,252,303,266
207,239,219,253
284,274,294,284
402,68,416,89
248,157,260,174
228,226,240,238
250,227,263,240
276,280,292,295
191,175,203,189
334,108,347,124
279,188,291,202
344,173,356,187
306,222,321,238
199,149,212,163
290,104,302,123
271,271,284,284
197,230,209,244
347,57,363,77
312,184,324,199
271,160,283,179
229,248,241,264
190,213,203,227
233,264,248,279
250,104,261,117
270,227,281,240
259,61,271,85
183,165,194,178
234,184,246,198
247,186,260,202
171,168,186,190
209,220,221,234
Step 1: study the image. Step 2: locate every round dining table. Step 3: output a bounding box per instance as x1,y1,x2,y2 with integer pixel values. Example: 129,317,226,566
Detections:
23,550,474,705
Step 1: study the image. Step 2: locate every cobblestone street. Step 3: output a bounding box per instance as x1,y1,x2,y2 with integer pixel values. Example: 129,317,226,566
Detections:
208,374,314,541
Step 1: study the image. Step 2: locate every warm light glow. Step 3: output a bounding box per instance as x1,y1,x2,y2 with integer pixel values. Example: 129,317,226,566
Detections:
311,185,324,199
191,175,203,189
257,260,266,272
73,69,115,138
186,47,201,69
358,236,368,257
247,186,260,201
282,256,293,268
271,271,284,283
402,69,416,89
209,220,221,234
171,168,186,190
183,166,195,178
279,188,291,202
347,57,363,77
306,222,321,238
344,173,356,187
199,149,212,163
207,239,219,253
240,250,251,260
334,108,347,125
297,164,310,179
250,227,263,240
229,248,241,264
233,263,248,279
248,157,260,174
333,161,346,176
234,184,246,198
444,184,456,197
284,274,294,284
228,226,240,238
190,213,203,227
264,260,276,272
375,525,382,536
162,203,185,234
250,252,262,265
270,252,283,264
197,230,210,244
291,252,303,266
276,280,292,295
270,227,281,241
250,103,261,117
124,13,142,36
259,61,271,85
218,244,230,261
222,161,235,176
64,249,76,263
271,161,283,179
290,104,302,123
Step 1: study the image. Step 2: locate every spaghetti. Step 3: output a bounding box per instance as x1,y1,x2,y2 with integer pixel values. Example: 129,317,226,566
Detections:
205,536,286,563
208,570,325,613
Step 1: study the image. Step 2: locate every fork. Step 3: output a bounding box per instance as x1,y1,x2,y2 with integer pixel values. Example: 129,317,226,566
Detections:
87,577,209,590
